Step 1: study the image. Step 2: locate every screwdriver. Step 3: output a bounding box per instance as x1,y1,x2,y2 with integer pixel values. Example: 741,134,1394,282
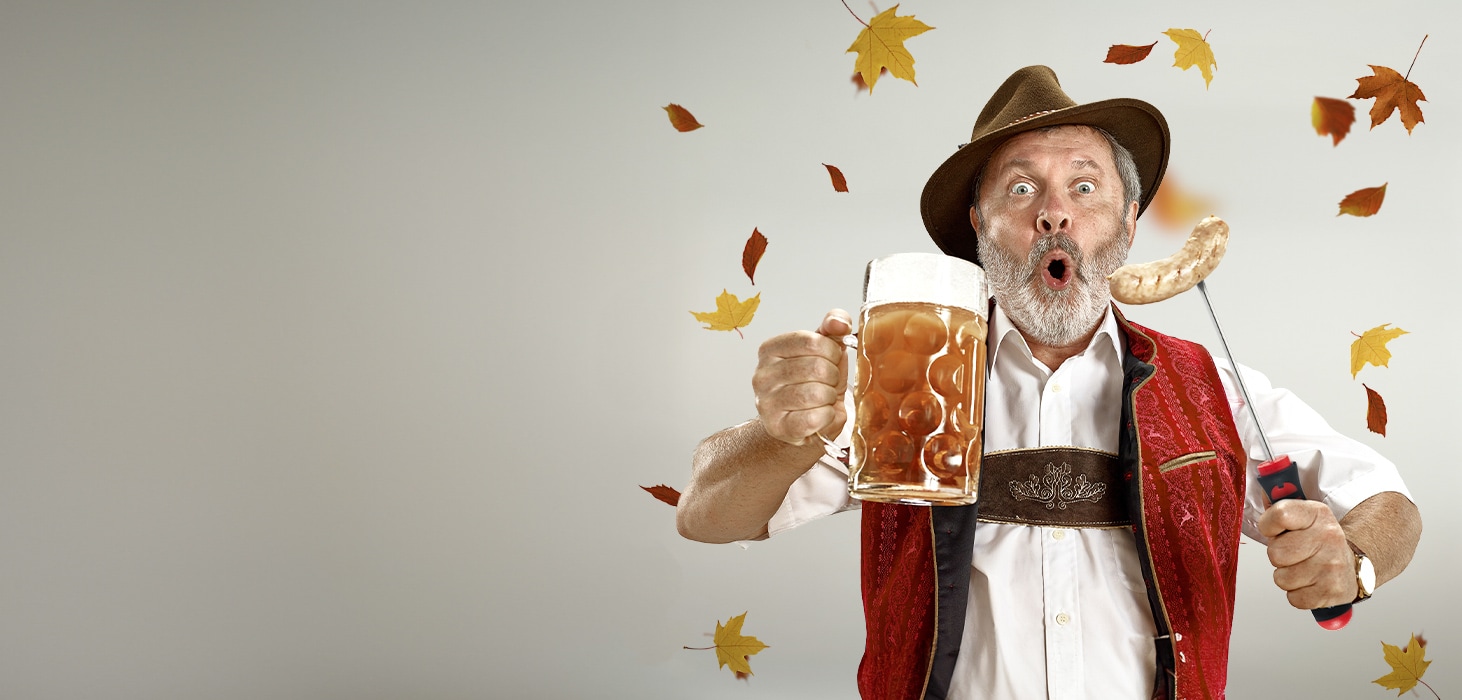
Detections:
1195,280,1353,631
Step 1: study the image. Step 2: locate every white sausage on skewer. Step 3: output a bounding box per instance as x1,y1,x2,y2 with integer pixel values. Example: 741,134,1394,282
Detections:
1108,215,1229,304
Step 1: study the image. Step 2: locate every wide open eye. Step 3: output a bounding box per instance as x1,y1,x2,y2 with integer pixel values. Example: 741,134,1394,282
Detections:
1011,182,1034,195
1075,181,1096,194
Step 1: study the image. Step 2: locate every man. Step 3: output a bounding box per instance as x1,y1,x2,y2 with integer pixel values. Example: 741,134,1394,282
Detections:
676,66,1420,700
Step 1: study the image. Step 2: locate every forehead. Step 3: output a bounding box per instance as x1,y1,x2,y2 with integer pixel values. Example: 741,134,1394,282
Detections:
985,125,1115,173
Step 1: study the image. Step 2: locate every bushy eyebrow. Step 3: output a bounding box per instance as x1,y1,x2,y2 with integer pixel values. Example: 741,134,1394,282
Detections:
998,158,1106,173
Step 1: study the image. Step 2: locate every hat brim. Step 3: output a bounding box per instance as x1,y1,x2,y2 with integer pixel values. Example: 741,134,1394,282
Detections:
920,98,1170,265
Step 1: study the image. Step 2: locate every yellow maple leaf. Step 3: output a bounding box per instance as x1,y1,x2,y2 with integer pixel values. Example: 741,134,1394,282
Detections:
713,612,769,676
1373,634,1433,696
1163,28,1216,88
1350,323,1409,379
690,290,760,338
846,5,934,93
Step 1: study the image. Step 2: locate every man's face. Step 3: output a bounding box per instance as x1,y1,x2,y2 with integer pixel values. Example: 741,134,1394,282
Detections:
970,126,1138,347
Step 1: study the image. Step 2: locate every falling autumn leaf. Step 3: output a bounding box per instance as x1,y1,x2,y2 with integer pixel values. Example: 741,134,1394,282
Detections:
1163,28,1217,88
640,484,681,506
663,104,704,132
1148,172,1216,234
823,163,849,193
851,67,889,93
742,229,768,285
1363,384,1388,436
1104,41,1158,65
684,612,770,677
1338,183,1387,217
690,290,761,338
1350,323,1409,379
1349,37,1428,135
1373,634,1436,697
846,5,934,93
1311,96,1356,146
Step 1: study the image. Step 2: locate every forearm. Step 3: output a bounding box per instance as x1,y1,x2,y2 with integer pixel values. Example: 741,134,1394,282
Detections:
1340,490,1422,587
676,419,829,544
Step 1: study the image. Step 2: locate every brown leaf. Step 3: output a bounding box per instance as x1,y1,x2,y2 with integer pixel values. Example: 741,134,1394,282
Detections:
640,484,681,506
851,67,889,94
742,228,768,284
1349,64,1426,134
1338,183,1387,217
1311,96,1356,146
1104,41,1158,64
823,163,849,193
662,103,704,132
733,668,751,682
1406,633,1428,652
1363,384,1388,436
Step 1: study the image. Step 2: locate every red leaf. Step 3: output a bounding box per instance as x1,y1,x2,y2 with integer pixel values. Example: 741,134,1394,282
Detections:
1104,41,1158,65
742,228,768,285
823,163,849,193
1363,384,1387,436
1311,96,1356,146
1338,183,1387,217
851,68,889,94
640,484,681,506
662,104,704,132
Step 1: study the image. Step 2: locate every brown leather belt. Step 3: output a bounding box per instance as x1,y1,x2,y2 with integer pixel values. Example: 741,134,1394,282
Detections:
975,447,1131,528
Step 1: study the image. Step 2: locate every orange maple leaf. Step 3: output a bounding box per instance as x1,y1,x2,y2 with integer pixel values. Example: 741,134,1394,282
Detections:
1362,384,1387,436
845,5,933,93
1338,183,1387,217
1350,66,1426,134
662,104,704,132
1104,41,1158,65
823,163,849,193
1311,96,1356,146
1349,37,1428,134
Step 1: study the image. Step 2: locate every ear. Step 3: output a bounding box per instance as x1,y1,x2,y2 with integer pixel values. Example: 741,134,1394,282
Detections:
1124,200,1139,247
968,205,981,237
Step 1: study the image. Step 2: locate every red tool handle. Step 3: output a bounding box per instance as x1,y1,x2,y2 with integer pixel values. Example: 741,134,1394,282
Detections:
1255,455,1352,630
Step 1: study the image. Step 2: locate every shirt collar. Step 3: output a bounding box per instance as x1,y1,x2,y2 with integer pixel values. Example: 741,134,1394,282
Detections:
988,302,1123,372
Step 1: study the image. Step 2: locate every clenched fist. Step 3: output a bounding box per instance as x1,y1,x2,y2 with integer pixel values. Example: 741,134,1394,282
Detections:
1259,499,1358,610
752,309,852,446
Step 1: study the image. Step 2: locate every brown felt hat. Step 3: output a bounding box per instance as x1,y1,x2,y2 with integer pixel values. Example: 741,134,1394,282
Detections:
920,65,1170,265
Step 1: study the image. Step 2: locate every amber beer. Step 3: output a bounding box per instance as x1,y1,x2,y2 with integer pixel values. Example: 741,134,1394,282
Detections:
849,254,988,506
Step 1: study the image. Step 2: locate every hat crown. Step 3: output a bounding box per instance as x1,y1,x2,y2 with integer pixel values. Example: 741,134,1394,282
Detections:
969,65,1077,143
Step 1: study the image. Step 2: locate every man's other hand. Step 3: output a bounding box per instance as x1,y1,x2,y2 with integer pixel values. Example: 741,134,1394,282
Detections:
752,309,852,447
1259,499,1358,610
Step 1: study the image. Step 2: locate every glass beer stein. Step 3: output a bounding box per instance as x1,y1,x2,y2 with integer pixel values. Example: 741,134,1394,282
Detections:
847,253,988,506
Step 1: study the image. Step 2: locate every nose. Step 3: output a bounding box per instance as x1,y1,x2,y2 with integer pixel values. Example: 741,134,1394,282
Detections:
1037,206,1070,234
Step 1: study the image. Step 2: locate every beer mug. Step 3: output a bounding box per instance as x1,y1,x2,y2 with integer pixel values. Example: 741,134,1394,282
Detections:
846,253,988,506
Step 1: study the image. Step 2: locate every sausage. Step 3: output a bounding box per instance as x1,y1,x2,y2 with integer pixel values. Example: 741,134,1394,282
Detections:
1107,215,1229,304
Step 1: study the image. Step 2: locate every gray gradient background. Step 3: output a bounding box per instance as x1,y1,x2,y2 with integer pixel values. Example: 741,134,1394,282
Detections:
1,1,1456,698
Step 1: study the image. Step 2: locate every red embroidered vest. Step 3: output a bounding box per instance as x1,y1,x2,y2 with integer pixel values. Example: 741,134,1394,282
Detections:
857,310,1247,700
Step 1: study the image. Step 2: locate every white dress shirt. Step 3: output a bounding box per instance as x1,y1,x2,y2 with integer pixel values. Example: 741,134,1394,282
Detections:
765,304,1411,700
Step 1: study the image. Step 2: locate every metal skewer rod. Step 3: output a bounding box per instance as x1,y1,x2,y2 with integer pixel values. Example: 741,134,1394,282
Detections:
1195,280,1275,462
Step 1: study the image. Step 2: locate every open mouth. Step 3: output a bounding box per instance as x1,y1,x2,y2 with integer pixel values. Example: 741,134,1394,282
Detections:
1039,251,1073,290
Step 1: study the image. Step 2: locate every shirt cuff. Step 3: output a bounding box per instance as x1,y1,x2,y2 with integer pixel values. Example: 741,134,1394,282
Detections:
765,453,859,537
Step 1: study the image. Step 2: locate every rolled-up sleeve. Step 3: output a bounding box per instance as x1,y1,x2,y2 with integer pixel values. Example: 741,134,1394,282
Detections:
1215,359,1414,543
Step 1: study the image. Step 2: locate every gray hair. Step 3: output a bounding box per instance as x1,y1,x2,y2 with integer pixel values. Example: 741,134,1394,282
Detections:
969,125,1142,232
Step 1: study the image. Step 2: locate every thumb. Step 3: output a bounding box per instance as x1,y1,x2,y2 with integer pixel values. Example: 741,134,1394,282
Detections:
817,309,853,339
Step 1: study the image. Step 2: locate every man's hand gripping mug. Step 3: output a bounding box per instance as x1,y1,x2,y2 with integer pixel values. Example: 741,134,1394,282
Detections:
843,253,989,506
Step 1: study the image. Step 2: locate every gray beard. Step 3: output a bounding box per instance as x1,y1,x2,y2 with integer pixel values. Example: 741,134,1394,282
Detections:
978,222,1130,347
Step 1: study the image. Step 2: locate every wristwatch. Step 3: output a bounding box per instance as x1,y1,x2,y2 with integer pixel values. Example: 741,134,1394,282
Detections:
1351,542,1376,603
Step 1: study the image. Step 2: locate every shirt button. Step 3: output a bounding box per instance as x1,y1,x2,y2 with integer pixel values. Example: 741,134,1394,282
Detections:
1056,613,1071,625
1051,529,1067,540
1050,383,1063,393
